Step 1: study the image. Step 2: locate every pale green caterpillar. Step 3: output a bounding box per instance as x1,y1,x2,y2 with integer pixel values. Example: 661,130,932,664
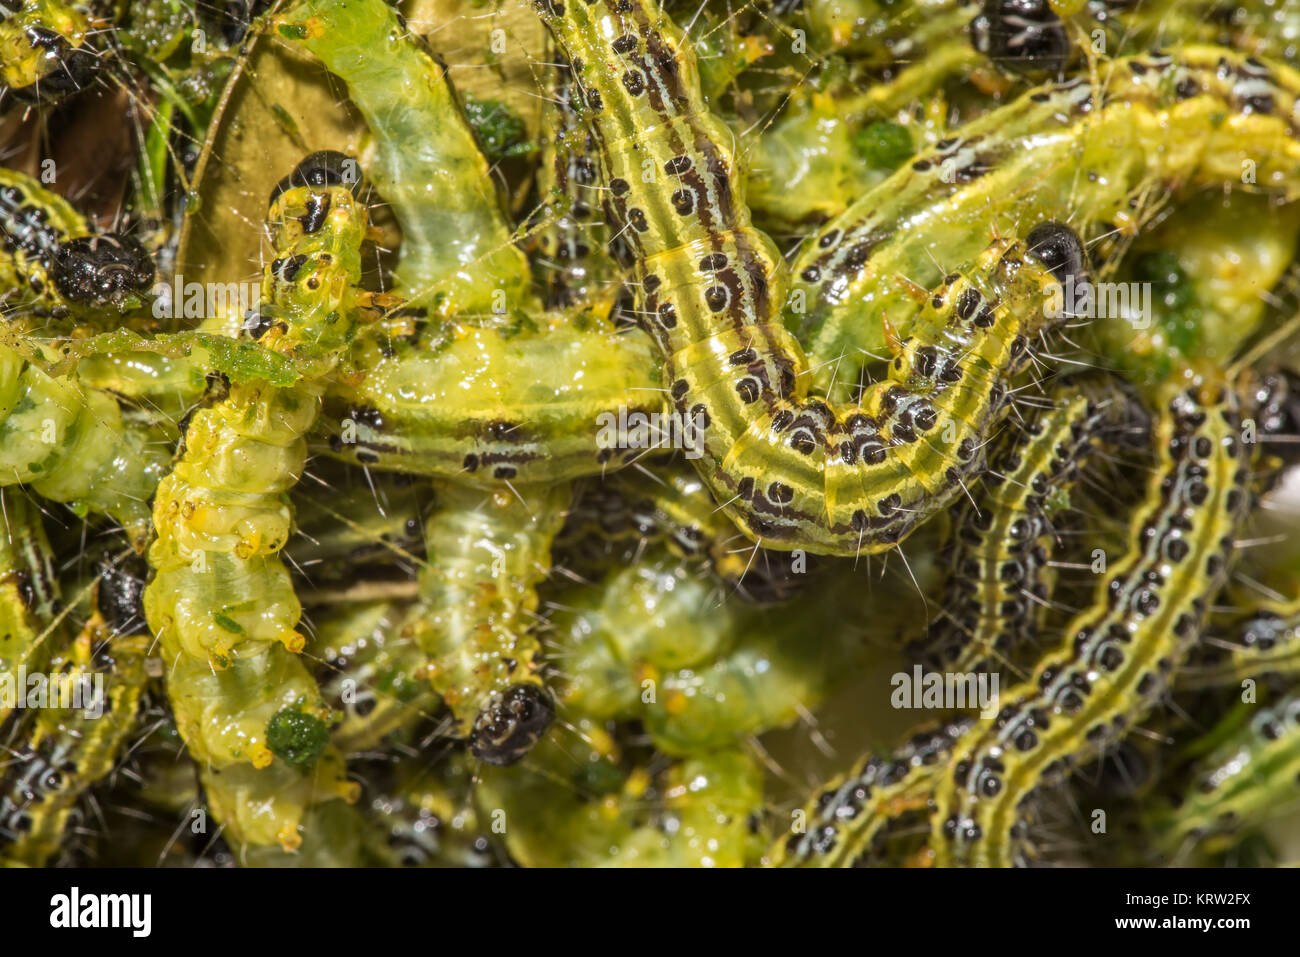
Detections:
410,480,570,766
275,0,537,317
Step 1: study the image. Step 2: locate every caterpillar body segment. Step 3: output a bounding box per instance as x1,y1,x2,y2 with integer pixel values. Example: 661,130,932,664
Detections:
910,387,1111,677
413,480,569,765
929,373,1255,866
277,0,537,317
316,308,663,485
1181,596,1300,689
0,621,149,866
770,716,975,867
1146,690,1300,862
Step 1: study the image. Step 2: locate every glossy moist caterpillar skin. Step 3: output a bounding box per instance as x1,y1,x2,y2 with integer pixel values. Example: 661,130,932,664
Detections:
928,375,1254,867
537,0,1076,557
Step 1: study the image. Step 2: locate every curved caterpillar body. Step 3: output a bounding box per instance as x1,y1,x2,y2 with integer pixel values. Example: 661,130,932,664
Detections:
0,489,58,724
1146,690,1300,863
278,0,536,316
0,623,150,866
412,480,569,766
928,374,1254,867
772,716,975,868
537,0,1079,557
144,154,372,850
909,387,1111,676
792,47,1300,397
0,0,101,105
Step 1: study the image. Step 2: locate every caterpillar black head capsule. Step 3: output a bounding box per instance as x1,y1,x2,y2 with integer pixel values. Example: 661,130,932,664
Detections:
96,554,150,638
1026,221,1087,285
9,27,101,104
970,0,1070,78
469,684,556,766
50,233,155,305
270,150,364,205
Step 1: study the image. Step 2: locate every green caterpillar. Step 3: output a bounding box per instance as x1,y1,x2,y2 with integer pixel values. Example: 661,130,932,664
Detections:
536,0,1091,557
791,47,1300,401
411,480,569,765
0,488,58,725
928,372,1254,866
0,0,101,105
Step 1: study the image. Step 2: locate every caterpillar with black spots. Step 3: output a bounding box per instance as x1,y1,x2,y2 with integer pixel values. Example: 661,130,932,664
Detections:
0,0,102,106
536,0,1089,557
1145,689,1300,864
791,46,1300,402
0,488,59,725
907,384,1114,677
926,372,1255,867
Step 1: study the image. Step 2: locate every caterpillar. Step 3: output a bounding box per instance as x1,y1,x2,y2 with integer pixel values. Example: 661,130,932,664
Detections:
1181,597,1300,690
143,152,375,849
276,0,537,317
535,0,1095,557
770,716,975,867
791,47,1300,400
410,480,569,766
0,488,59,725
927,373,1255,867
547,544,885,756
0,0,101,105
1,168,156,318
1146,690,1300,864
0,620,150,866
906,386,1113,677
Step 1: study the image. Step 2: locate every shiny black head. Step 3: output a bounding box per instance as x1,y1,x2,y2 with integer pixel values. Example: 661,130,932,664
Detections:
97,554,150,637
1026,221,1087,284
469,685,555,766
971,0,1070,77
10,27,101,104
270,151,362,205
51,234,155,304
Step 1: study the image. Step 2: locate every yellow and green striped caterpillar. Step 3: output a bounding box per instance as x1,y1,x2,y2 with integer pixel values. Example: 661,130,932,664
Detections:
536,0,1089,557
926,372,1255,867
907,384,1114,677
1145,689,1300,865
0,488,59,725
